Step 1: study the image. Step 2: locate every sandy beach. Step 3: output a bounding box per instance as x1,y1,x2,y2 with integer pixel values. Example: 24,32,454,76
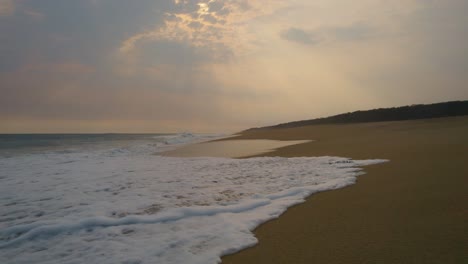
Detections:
222,116,468,263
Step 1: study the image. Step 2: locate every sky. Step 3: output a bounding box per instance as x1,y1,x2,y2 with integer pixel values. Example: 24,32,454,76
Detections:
1,0,467,133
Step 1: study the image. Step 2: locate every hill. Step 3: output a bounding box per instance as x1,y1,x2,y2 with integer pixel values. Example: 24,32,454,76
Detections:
249,100,468,130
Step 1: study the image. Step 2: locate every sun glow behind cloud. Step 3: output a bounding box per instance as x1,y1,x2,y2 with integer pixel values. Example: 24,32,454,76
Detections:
120,0,288,59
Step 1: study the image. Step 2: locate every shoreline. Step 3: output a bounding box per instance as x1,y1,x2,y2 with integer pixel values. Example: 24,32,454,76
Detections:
222,116,468,263
163,139,311,158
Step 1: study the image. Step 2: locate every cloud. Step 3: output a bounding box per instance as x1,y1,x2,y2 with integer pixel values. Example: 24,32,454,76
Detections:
0,0,171,73
0,65,249,132
114,0,292,95
280,23,374,46
119,0,288,60
353,0,468,104
20,62,95,75
280,27,318,45
23,8,45,20
0,0,14,16
1,0,468,133
325,22,374,42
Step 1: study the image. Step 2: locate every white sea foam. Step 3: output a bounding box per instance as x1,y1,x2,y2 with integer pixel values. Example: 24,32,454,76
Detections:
0,134,387,264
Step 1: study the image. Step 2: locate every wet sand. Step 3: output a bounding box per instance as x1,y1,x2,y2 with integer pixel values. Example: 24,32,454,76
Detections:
222,116,468,264
163,139,310,158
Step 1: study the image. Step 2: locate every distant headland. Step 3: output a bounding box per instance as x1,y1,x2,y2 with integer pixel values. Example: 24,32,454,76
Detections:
249,100,468,130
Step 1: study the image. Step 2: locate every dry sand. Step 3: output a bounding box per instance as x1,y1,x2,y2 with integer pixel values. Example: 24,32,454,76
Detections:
222,116,468,264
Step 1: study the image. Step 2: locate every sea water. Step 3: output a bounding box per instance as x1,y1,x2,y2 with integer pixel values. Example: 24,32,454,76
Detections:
0,133,387,264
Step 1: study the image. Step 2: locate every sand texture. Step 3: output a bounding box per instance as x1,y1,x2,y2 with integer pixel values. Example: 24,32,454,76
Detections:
222,116,468,264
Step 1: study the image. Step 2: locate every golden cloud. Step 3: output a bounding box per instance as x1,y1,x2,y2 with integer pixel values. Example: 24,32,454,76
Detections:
119,0,288,59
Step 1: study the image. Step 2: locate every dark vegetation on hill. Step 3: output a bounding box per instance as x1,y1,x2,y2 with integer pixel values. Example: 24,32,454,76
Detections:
250,101,468,130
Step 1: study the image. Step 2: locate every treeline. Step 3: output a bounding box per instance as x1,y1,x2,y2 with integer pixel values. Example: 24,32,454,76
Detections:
253,100,468,130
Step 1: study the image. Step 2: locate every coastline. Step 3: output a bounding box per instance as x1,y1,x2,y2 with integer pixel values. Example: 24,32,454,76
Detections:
222,116,468,263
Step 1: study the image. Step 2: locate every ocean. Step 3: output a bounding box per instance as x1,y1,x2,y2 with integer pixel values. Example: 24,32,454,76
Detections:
0,133,386,264
0,134,196,157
